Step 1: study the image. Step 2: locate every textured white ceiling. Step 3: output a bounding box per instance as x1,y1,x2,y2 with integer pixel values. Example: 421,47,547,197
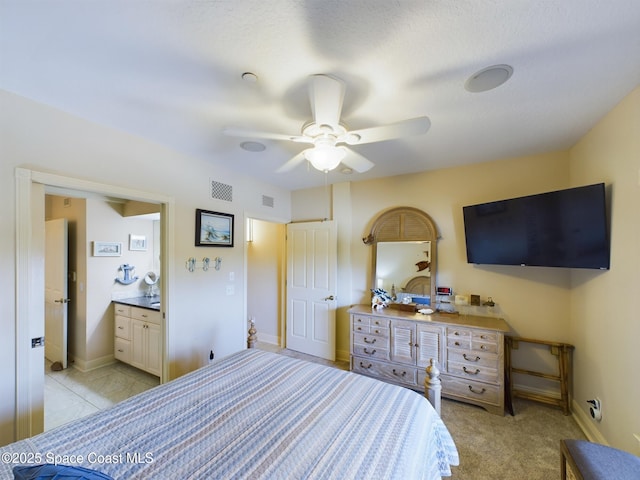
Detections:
2,1,639,190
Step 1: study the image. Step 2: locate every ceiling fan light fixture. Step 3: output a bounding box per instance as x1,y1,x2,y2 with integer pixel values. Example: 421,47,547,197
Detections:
304,145,345,172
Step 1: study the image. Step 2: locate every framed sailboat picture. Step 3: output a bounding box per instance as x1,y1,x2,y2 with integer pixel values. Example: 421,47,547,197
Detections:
195,209,234,247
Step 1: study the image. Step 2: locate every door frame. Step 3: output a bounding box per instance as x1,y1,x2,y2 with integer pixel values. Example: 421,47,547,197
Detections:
243,212,288,349
15,167,175,440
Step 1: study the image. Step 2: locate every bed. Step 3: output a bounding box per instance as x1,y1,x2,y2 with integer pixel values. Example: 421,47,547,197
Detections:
1,349,458,479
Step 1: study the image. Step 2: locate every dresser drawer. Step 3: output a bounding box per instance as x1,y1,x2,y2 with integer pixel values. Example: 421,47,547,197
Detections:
472,330,499,344
353,330,389,346
447,327,472,339
114,337,131,363
352,357,417,388
131,306,161,324
352,344,389,361
115,315,131,340
447,349,498,368
441,375,501,406
447,361,499,383
447,336,471,349
471,340,498,354
352,314,372,328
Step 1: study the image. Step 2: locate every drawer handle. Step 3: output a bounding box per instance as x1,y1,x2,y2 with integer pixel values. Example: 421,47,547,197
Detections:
480,345,487,350
373,329,381,334
374,321,381,326
480,335,487,339
118,326,124,329
468,385,486,395
118,349,124,353
357,326,363,331
463,354,480,362
454,341,460,346
364,348,377,355
463,367,480,375
364,337,376,344
392,369,407,377
454,331,460,336
359,361,372,369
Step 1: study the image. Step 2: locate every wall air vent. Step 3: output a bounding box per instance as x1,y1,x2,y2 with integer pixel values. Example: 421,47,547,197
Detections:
211,180,233,202
262,195,275,208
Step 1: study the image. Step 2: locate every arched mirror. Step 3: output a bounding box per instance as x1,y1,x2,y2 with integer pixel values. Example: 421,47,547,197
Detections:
364,207,438,306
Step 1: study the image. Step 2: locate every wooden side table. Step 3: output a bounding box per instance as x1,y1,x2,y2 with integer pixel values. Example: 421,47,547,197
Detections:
505,336,574,415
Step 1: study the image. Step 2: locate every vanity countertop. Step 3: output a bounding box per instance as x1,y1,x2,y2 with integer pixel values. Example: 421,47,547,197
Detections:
113,296,160,311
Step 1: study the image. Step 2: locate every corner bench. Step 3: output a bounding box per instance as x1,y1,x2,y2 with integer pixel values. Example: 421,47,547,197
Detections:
561,439,640,479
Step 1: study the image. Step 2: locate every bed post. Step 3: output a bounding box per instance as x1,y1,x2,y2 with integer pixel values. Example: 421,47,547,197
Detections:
247,319,257,348
425,359,442,415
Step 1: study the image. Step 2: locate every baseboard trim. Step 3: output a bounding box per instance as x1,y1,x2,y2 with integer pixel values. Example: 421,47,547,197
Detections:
69,354,115,372
570,398,609,445
257,332,279,346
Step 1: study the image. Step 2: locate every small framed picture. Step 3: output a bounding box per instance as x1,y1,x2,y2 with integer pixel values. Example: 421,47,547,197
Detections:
93,241,122,257
196,209,234,247
129,234,147,251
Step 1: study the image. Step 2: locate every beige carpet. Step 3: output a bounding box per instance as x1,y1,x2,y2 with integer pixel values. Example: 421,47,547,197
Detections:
441,397,585,479
259,344,586,479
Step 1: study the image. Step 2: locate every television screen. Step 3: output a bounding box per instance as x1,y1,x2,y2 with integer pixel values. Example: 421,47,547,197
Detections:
463,183,610,269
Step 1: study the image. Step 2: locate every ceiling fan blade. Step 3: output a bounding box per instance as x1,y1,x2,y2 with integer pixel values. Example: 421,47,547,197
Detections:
344,116,431,145
340,147,375,173
309,74,345,129
276,150,308,173
223,127,312,144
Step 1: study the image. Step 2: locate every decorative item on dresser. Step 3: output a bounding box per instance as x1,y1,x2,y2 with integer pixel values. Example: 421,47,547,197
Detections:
349,305,509,415
113,302,162,377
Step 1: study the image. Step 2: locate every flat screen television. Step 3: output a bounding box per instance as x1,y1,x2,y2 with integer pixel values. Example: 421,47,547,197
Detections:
463,183,610,269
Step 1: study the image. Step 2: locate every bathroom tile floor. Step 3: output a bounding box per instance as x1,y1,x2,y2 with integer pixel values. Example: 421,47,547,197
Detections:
44,358,160,431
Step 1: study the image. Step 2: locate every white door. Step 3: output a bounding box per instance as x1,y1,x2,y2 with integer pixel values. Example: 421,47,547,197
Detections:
45,218,68,368
285,221,337,360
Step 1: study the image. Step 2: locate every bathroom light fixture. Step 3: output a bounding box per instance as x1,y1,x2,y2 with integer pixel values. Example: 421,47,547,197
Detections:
304,142,346,172
465,64,513,92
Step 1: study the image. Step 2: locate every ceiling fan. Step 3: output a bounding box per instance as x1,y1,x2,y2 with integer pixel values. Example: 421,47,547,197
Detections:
223,74,431,173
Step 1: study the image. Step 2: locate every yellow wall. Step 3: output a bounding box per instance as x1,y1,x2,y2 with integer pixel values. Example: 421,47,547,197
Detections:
568,86,640,453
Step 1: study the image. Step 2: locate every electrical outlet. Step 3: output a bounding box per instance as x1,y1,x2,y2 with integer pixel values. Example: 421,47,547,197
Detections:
226,285,234,296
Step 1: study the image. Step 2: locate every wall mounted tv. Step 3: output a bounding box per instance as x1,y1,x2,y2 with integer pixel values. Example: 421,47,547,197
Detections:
463,183,610,270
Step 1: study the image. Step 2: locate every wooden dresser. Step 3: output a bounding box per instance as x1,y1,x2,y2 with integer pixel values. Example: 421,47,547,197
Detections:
349,305,510,415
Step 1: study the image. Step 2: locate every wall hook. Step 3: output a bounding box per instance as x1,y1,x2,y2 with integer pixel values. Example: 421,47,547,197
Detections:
186,257,196,272
202,257,210,271
214,257,222,270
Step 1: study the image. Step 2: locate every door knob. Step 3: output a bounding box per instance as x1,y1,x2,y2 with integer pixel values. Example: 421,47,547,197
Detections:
54,298,71,304
323,295,335,301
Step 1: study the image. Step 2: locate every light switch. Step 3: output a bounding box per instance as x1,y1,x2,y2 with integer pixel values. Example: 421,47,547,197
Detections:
226,285,234,296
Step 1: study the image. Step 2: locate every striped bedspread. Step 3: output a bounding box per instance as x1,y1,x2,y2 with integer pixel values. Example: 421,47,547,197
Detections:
0,349,458,479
